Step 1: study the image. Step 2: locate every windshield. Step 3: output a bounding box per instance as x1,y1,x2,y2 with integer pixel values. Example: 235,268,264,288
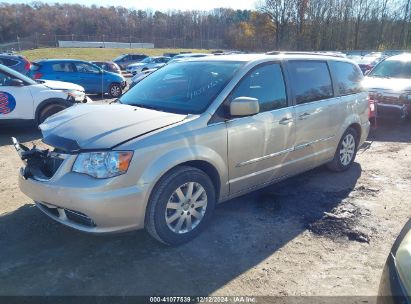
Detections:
0,63,36,85
119,61,243,114
113,55,126,61
369,59,411,79
140,57,153,64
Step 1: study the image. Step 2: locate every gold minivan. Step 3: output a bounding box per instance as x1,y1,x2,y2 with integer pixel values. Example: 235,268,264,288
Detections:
15,53,370,245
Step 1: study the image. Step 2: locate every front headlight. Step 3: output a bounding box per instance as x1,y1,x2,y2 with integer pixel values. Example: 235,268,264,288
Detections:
72,151,133,178
65,89,85,102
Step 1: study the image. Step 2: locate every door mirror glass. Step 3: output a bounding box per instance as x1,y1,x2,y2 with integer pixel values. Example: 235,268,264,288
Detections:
229,97,259,117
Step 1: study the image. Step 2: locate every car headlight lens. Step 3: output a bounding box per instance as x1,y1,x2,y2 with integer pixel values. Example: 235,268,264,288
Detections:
65,89,85,102
72,151,133,178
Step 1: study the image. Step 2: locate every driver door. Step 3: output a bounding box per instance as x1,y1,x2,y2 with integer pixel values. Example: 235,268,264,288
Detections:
0,70,33,120
226,63,296,194
73,62,102,93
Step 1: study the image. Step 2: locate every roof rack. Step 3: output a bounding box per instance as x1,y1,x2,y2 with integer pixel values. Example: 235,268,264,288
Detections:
266,51,345,58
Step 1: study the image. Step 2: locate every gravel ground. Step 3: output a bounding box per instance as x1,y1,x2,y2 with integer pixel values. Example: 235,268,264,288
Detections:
0,111,410,297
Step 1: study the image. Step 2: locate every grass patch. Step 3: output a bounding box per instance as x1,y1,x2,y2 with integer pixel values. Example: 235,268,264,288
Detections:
20,48,213,62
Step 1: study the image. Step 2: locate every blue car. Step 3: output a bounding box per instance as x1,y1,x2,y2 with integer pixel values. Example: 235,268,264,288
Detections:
28,59,127,98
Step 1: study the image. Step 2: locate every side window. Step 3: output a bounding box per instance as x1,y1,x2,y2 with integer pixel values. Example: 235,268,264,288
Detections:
288,61,333,105
330,61,364,95
230,63,287,112
0,71,12,86
75,63,100,74
52,63,75,72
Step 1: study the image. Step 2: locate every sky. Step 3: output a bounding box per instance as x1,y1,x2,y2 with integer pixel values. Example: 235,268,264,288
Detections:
4,0,258,11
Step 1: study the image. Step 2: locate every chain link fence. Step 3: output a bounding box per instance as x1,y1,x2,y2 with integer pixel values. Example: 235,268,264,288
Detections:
0,34,225,52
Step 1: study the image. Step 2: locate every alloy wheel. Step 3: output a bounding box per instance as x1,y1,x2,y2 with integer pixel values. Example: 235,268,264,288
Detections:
165,182,208,234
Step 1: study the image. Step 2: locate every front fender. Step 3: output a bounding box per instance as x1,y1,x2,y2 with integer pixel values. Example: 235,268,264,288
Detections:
138,145,229,204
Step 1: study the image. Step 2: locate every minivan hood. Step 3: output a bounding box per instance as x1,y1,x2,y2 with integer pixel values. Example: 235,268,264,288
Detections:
40,104,187,152
363,77,411,92
39,79,85,92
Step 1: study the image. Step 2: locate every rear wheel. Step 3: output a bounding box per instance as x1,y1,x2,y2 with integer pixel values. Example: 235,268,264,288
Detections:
37,104,67,125
327,127,358,172
108,83,122,98
145,166,216,246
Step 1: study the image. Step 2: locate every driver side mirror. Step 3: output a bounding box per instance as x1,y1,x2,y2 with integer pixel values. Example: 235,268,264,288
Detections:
6,78,24,86
364,70,371,76
229,97,259,117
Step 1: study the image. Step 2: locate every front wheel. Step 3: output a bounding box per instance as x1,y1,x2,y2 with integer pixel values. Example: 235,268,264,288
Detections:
145,166,216,246
37,104,67,125
108,83,122,98
327,127,358,172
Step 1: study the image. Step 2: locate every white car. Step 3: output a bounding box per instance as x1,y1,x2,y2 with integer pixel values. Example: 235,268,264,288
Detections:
0,64,90,126
126,56,170,75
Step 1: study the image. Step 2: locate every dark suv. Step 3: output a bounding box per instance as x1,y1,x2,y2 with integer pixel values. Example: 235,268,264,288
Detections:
0,53,31,75
113,54,148,70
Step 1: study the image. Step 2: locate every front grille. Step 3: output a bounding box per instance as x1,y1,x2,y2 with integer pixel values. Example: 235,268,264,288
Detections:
24,150,66,181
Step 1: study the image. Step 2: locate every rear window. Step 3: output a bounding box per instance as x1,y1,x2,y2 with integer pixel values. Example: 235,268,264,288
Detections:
288,61,333,105
0,58,19,67
132,55,147,60
329,61,364,96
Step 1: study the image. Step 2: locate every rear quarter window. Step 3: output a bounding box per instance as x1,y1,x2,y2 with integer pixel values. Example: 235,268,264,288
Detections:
288,61,333,105
330,61,364,95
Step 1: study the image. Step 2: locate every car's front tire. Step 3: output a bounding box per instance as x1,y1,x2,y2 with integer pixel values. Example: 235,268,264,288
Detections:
108,83,122,98
327,127,359,172
37,104,67,125
145,166,216,246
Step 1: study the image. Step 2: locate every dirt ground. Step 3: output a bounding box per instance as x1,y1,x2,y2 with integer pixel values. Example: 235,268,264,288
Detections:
0,113,410,297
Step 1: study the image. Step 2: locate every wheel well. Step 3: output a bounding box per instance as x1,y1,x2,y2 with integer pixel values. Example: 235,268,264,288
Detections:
348,123,361,141
178,160,221,200
35,98,70,124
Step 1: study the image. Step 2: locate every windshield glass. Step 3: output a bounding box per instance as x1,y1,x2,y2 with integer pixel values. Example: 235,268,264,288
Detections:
119,61,243,114
370,59,411,79
114,55,126,61
140,57,153,64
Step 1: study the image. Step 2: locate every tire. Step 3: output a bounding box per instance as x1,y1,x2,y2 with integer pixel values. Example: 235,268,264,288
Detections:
327,127,359,172
108,83,122,98
37,104,67,125
145,166,216,246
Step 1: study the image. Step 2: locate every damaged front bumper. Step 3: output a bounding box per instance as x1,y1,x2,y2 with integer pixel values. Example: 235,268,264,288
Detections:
12,138,147,233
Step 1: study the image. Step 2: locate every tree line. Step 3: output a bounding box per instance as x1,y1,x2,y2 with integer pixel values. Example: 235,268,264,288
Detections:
0,0,410,51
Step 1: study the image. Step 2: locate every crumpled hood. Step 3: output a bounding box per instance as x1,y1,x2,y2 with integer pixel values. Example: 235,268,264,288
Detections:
39,79,85,92
363,77,411,92
40,104,187,151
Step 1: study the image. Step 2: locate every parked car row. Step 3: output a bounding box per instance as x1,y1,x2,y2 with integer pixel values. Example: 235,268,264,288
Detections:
29,59,126,98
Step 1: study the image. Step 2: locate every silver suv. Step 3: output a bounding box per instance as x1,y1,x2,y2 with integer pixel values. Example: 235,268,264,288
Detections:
15,53,370,245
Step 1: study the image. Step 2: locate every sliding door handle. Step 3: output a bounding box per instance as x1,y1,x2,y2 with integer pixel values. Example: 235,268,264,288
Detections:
279,117,293,125
298,112,311,120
